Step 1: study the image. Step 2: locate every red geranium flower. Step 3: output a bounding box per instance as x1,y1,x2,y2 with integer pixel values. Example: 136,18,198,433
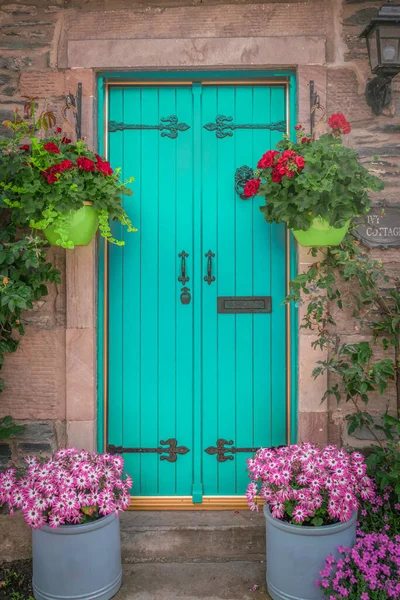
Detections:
76,157,95,172
43,142,60,154
243,178,261,198
96,160,114,176
295,155,305,169
271,169,283,183
56,127,62,133
257,150,279,170
61,137,71,144
281,150,296,160
19,144,30,152
328,113,351,135
58,159,73,171
294,124,304,131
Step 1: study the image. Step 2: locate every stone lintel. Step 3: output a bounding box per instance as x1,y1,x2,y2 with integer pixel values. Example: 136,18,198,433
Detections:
68,36,326,69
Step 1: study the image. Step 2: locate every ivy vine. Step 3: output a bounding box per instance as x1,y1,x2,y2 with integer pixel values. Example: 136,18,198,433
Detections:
0,220,60,393
286,233,400,445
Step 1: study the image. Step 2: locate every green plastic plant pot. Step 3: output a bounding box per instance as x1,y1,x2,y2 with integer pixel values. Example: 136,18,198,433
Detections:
44,203,99,247
292,217,351,247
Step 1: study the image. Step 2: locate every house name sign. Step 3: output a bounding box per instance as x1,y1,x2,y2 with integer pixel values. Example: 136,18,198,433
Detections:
354,203,400,249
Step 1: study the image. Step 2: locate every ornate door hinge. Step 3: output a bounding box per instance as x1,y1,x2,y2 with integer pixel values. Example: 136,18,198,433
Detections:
108,115,190,139
204,439,260,462
203,115,286,139
108,438,190,462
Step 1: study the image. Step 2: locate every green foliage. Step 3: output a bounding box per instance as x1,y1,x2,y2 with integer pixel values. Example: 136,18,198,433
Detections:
256,131,384,231
0,107,136,248
0,415,23,441
285,235,400,443
0,221,60,391
367,414,400,498
358,413,400,536
0,567,34,600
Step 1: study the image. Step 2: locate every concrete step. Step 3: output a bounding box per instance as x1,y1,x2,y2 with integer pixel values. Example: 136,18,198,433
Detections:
114,561,269,600
120,510,265,564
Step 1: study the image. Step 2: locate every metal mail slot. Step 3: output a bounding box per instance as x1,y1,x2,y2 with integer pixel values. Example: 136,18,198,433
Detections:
217,296,272,314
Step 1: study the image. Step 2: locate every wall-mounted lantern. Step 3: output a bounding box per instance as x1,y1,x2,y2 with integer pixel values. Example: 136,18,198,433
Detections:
360,0,400,115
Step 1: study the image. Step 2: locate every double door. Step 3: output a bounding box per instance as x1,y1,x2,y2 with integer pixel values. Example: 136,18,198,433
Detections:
107,81,288,502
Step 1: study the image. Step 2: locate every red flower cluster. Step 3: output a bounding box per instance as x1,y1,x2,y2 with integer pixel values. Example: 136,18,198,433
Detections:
41,159,73,184
19,145,30,152
61,137,71,144
43,142,60,154
243,178,261,198
95,154,113,176
258,149,306,185
257,150,280,169
328,113,351,135
276,150,305,181
76,157,95,172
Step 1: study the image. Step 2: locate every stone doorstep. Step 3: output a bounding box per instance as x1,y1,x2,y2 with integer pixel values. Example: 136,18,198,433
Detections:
120,510,266,564
114,562,270,600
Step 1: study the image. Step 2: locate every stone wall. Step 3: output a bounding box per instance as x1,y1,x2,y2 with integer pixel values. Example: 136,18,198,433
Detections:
0,0,399,464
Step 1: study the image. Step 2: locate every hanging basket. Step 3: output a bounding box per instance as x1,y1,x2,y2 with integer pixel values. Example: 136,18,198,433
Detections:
292,217,351,247
44,202,99,247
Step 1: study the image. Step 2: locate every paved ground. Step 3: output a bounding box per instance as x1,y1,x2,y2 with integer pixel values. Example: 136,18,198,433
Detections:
114,562,270,600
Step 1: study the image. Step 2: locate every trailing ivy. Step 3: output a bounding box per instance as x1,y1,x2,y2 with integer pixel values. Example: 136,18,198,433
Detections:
0,220,60,392
285,233,400,443
0,415,23,442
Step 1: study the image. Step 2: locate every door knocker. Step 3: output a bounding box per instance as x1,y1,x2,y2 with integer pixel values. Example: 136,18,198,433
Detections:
180,287,191,305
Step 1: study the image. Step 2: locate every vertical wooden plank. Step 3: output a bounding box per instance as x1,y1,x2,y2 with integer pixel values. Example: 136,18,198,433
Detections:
200,86,218,496
139,87,160,495
121,87,141,494
191,83,203,502
157,87,178,495
270,85,287,447
215,86,236,495
175,86,195,496
233,85,255,493
108,87,124,452
252,86,273,455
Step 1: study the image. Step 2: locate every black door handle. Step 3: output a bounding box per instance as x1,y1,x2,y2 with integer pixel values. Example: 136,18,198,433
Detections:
204,250,215,285
178,250,189,285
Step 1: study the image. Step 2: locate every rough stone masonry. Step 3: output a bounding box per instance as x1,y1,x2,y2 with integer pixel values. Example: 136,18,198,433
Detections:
0,0,399,466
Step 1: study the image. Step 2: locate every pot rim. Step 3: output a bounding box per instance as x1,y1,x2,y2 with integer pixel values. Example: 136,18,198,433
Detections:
263,503,357,537
35,510,119,536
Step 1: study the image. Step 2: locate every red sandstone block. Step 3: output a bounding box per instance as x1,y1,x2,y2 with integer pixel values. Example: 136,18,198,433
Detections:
0,328,66,420
19,71,65,98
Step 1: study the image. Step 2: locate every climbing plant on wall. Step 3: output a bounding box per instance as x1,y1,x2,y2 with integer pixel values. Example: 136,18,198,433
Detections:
285,234,400,443
0,221,61,393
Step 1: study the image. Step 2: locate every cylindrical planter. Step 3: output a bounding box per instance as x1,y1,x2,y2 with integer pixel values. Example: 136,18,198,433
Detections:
32,512,122,600
43,203,99,247
292,217,350,247
264,504,357,600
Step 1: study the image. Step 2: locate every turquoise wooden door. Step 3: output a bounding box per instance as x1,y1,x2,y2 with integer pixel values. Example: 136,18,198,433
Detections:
107,82,287,501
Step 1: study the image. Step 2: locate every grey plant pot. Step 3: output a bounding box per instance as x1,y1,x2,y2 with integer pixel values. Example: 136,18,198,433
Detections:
32,512,122,600
264,504,357,600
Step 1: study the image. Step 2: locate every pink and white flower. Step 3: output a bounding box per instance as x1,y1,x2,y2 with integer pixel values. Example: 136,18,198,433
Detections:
0,449,132,530
246,443,375,526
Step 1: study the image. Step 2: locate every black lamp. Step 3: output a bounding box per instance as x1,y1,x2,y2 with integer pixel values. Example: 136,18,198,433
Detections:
360,0,400,115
